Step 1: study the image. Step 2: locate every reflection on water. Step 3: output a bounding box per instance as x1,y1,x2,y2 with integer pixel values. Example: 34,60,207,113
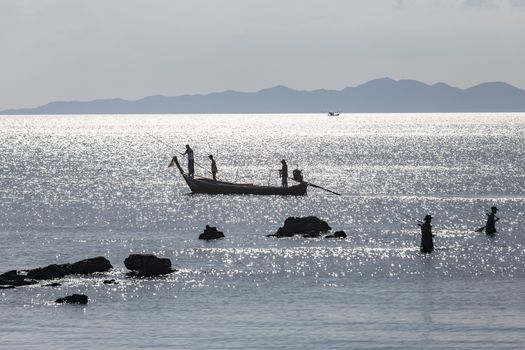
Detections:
0,114,524,349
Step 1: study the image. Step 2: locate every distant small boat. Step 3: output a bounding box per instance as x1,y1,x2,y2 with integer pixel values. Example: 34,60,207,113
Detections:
328,111,340,116
169,156,307,196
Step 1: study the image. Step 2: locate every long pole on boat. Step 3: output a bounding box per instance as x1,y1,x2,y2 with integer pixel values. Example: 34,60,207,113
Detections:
306,182,341,196
185,157,214,176
289,169,340,195
145,132,215,177
145,132,177,150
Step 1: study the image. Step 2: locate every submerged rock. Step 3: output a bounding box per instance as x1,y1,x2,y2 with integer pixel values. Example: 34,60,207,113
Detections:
199,225,225,240
55,294,88,305
268,216,332,238
124,254,174,277
325,231,347,239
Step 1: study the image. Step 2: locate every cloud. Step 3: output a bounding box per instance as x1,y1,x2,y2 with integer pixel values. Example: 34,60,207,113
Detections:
462,0,496,6
393,0,405,9
510,0,525,6
462,0,525,6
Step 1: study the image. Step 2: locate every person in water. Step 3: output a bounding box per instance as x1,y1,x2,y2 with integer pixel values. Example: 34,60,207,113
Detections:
279,159,288,188
209,155,218,181
182,145,194,178
419,214,434,254
485,206,500,236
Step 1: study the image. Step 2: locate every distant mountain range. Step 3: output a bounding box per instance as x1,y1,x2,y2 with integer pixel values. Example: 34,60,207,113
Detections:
2,78,525,114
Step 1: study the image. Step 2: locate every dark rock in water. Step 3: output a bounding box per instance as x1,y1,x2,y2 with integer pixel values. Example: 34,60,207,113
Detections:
0,279,37,287
0,256,113,287
0,270,38,287
334,230,347,238
26,257,111,280
44,282,62,287
199,225,225,240
268,216,332,238
301,232,322,238
0,285,15,289
325,231,347,239
124,254,174,277
55,294,88,305
69,257,113,275
26,264,71,280
103,279,118,284
0,270,26,282
0,276,38,288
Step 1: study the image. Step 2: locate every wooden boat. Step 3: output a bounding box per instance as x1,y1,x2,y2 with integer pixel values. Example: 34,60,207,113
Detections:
169,156,307,196
183,175,307,195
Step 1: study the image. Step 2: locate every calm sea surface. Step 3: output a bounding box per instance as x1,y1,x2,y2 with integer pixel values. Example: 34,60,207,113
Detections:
1,113,524,349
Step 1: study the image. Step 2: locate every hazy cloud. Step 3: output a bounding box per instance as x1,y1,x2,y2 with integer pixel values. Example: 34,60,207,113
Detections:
397,0,525,8
462,0,495,6
510,0,525,6
393,0,405,9
462,0,525,6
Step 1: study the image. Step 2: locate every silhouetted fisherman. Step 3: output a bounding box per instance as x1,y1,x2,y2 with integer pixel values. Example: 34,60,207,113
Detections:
209,155,218,181
279,160,288,187
419,214,434,254
182,144,194,178
485,206,500,236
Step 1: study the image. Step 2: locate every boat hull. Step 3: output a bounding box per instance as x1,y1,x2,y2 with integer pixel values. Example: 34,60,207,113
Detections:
183,176,307,196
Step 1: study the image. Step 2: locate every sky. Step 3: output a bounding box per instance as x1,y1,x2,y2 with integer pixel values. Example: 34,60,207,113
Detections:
1,0,524,110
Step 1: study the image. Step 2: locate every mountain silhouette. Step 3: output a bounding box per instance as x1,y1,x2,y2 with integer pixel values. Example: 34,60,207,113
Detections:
2,78,525,114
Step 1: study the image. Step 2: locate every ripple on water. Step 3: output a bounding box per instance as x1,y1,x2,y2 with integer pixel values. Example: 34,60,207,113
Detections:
1,114,524,349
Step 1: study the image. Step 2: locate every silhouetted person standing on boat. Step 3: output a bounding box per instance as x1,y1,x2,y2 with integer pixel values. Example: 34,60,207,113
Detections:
419,215,434,254
279,160,288,188
485,206,499,236
183,145,194,178
209,155,218,181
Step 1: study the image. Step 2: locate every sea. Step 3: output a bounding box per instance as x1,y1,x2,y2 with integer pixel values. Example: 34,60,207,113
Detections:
0,113,524,349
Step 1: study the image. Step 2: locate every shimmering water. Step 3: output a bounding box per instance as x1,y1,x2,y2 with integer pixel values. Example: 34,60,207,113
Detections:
1,114,524,349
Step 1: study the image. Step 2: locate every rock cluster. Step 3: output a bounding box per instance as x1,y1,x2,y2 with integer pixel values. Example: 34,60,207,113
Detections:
1,218,348,305
124,254,175,277
199,225,225,240
2,254,179,305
